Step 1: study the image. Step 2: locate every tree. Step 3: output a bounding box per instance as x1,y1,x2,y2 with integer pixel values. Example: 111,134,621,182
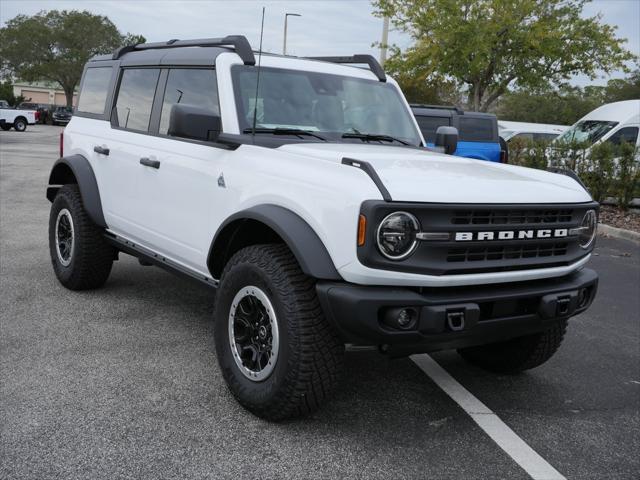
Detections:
497,85,603,125
604,70,640,103
374,0,636,111
0,10,145,107
394,73,461,105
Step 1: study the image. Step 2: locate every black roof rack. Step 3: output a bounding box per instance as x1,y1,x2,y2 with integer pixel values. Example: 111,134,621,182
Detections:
112,35,255,65
410,104,464,115
306,55,386,82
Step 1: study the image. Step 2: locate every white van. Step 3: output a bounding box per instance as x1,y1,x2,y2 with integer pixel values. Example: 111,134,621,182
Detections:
499,121,568,143
554,100,640,148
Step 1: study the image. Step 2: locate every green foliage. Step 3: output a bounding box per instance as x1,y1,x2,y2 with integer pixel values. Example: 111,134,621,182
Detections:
513,138,638,207
507,138,549,170
577,142,615,203
0,10,145,106
394,73,460,105
0,81,25,106
374,0,636,112
498,71,640,124
615,142,640,209
498,86,602,125
604,70,640,103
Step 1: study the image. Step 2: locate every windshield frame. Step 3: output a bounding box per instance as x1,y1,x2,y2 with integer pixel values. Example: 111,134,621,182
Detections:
230,64,423,147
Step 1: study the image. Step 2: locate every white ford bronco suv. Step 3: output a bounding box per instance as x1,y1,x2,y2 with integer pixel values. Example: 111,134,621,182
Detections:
47,36,598,420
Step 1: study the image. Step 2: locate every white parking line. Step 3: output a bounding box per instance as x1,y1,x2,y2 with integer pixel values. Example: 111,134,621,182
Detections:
411,354,566,480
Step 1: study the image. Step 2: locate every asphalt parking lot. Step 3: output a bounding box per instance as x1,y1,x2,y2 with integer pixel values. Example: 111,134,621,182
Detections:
1,125,639,479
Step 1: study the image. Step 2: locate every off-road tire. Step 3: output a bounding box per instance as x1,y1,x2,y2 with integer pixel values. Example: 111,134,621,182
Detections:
214,244,344,421
13,118,27,132
0,123,11,131
49,184,114,290
458,320,567,374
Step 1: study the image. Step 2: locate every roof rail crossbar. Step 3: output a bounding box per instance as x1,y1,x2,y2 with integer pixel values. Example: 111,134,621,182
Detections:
306,55,386,82
410,104,464,115
112,35,256,65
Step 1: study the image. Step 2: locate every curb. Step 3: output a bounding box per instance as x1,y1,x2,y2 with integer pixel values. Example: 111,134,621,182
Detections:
597,223,640,245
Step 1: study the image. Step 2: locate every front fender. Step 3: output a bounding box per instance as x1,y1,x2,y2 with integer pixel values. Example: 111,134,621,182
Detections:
209,204,342,280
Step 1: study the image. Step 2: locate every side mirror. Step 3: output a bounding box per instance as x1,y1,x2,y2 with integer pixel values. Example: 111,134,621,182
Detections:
168,104,221,142
435,126,458,155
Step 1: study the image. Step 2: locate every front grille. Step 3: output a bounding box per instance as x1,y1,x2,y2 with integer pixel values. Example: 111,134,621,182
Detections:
447,242,569,262
358,201,597,276
451,209,573,225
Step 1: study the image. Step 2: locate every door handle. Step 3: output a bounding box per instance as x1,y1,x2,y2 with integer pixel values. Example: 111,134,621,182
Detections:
93,145,110,156
140,157,160,169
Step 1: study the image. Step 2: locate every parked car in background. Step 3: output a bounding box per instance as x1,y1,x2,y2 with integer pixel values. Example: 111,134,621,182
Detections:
0,104,37,131
499,121,568,143
17,102,51,124
553,100,640,149
52,106,73,125
411,105,506,162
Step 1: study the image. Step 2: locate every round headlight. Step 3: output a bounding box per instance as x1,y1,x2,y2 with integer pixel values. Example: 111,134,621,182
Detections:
579,210,597,249
376,212,420,260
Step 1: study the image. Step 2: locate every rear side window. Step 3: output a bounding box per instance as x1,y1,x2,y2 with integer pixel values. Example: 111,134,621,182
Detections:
415,115,450,142
159,69,219,136
77,67,112,115
458,117,495,142
607,126,639,146
115,69,160,132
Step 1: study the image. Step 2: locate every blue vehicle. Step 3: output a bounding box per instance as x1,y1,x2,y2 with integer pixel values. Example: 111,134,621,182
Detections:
411,105,507,162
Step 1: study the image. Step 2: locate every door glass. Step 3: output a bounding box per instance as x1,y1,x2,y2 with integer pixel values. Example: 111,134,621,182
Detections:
606,127,639,146
77,67,113,115
458,117,495,142
115,69,160,132
415,115,450,143
159,69,219,136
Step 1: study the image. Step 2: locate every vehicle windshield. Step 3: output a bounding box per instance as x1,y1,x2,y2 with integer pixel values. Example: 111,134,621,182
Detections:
56,107,73,113
231,65,422,146
556,120,618,144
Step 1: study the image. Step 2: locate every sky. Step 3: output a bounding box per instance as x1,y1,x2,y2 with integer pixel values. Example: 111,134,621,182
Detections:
1,0,638,87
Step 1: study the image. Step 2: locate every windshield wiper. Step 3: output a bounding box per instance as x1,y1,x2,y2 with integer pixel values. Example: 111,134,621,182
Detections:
243,127,327,141
341,131,411,146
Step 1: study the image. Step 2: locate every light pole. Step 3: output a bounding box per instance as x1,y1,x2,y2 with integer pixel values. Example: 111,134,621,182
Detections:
283,13,301,55
380,16,390,66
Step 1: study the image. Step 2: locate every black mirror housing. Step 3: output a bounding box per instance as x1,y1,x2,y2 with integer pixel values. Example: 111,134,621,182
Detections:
168,104,221,142
435,126,459,155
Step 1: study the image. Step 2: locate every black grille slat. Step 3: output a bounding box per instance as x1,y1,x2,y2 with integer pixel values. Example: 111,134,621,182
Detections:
447,242,569,262
451,209,573,225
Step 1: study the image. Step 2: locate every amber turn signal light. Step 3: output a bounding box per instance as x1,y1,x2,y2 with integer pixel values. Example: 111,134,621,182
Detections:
358,214,366,246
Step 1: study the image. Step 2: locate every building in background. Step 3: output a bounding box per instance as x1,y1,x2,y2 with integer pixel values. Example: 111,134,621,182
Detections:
12,81,77,106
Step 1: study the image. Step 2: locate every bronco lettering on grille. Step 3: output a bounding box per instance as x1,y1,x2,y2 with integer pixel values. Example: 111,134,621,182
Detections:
455,229,569,241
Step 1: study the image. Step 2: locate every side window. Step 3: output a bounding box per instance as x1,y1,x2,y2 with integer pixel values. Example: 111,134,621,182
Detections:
115,68,160,132
458,117,495,142
511,133,534,142
159,69,219,136
415,115,450,143
533,133,559,142
607,127,639,146
77,67,112,115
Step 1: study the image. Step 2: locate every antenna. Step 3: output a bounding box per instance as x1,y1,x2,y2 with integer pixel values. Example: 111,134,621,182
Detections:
251,7,266,138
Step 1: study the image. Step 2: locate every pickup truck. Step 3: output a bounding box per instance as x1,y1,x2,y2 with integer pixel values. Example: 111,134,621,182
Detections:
0,105,37,131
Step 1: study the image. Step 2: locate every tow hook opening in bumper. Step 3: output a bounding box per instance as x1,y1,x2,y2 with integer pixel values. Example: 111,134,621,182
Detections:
446,310,465,331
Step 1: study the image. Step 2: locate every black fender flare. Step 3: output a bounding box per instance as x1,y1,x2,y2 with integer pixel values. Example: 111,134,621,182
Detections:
208,205,342,281
46,155,107,228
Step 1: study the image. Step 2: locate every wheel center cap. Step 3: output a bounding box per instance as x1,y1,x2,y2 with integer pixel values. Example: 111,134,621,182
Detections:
258,325,268,340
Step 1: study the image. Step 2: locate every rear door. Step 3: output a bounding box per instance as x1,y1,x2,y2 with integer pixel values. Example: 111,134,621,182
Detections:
97,67,162,243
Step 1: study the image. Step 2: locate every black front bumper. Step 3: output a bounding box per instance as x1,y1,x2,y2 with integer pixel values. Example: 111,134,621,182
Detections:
317,268,598,355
